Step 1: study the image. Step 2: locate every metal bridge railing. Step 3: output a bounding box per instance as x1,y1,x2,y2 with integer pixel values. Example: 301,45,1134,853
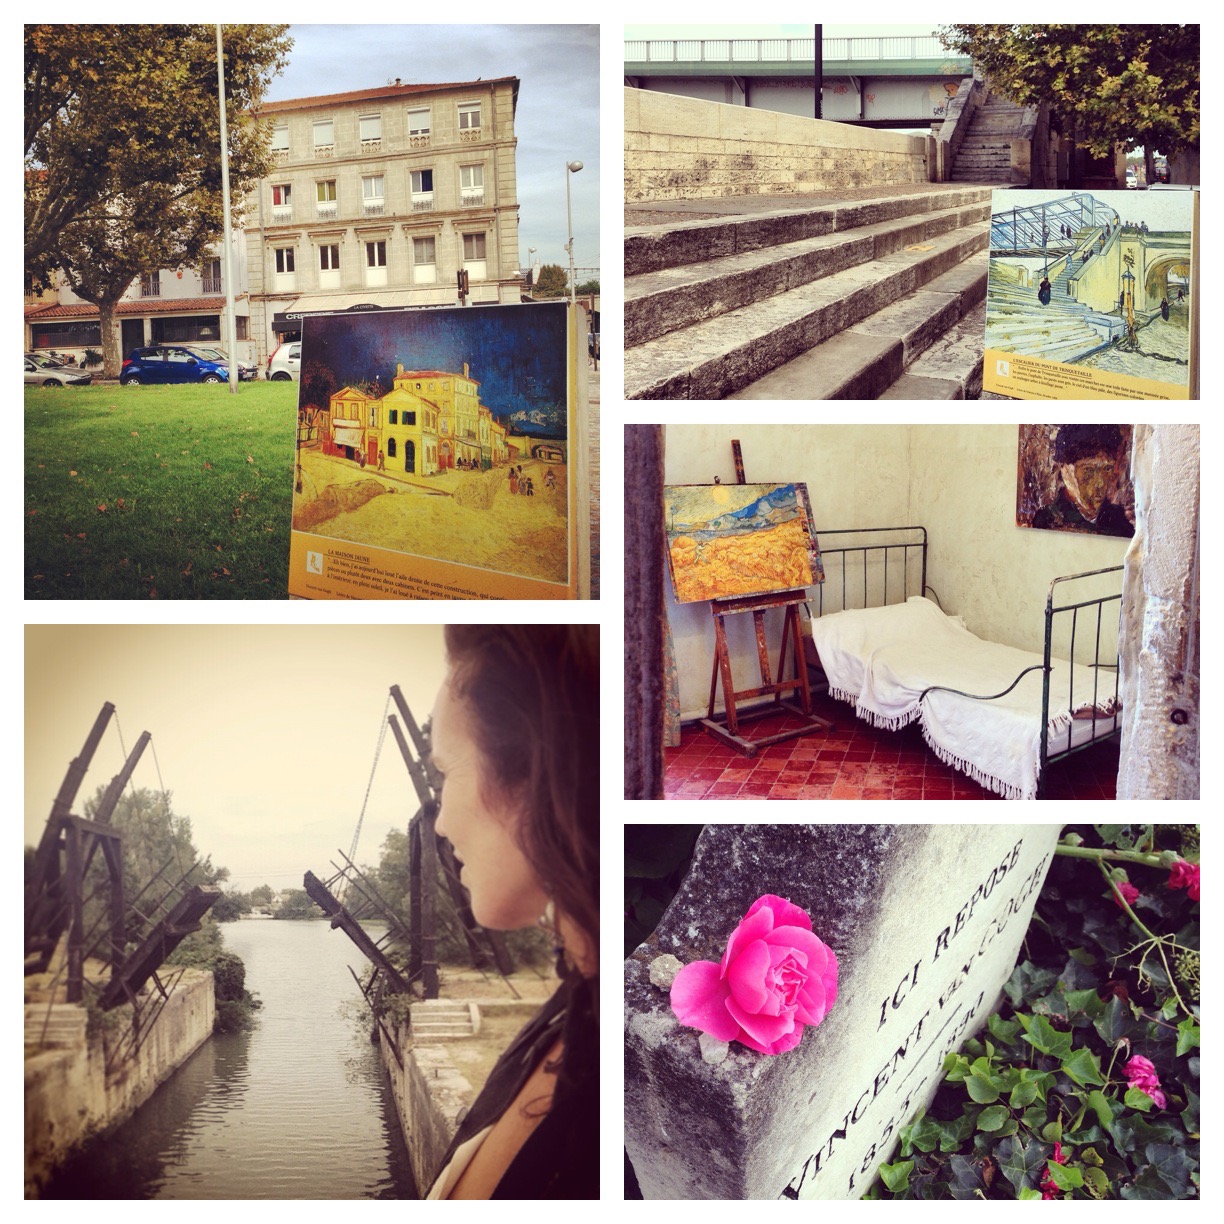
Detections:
624,35,955,64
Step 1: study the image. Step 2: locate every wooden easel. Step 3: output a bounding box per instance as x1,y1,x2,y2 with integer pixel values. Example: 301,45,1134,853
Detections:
701,587,832,756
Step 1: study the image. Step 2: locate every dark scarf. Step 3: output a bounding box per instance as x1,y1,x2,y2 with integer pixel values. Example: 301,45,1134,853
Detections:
430,972,598,1199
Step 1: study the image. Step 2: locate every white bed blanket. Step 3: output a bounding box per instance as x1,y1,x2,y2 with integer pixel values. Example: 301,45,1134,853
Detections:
811,596,1118,799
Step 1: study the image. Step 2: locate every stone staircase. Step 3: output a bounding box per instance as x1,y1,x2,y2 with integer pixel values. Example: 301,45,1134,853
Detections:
625,187,993,400
950,95,1031,184
409,998,479,1040
985,265,1118,364
25,1003,87,1050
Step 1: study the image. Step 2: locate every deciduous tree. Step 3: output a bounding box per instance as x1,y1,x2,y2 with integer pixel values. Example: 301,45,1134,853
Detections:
25,24,291,374
532,263,569,298
939,25,1199,176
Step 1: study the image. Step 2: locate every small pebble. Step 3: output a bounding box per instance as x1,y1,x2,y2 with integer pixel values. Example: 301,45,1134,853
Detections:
649,954,683,990
699,1032,729,1064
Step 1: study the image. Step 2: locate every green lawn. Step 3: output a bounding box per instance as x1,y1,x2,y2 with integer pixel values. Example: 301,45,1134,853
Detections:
25,381,298,599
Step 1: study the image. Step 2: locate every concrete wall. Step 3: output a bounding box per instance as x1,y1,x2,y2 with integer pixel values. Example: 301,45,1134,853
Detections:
662,424,1131,719
626,87,930,203
24,969,215,1197
379,1024,474,1195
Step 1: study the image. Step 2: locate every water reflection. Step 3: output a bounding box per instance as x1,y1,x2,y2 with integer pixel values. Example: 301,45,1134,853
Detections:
41,921,417,1199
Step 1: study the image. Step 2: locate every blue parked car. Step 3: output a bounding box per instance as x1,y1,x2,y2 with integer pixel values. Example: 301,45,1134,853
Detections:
119,345,231,386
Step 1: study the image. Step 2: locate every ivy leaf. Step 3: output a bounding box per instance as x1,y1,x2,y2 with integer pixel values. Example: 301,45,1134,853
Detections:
1093,994,1138,1045
1009,1079,1039,1108
1085,1090,1114,1129
1144,1143,1195,1196
966,1073,1001,1104
977,1105,1011,1132
1175,1017,1200,1056
998,1135,1047,1193
1018,1187,1043,1200
1124,1087,1156,1113
1064,986,1106,1019
1021,1014,1073,1059
879,1160,914,1194
947,1155,990,1199
1046,1161,1084,1192
1180,1088,1199,1137
1061,1047,1105,1086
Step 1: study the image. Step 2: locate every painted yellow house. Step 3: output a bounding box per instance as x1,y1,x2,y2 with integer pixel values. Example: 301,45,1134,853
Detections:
378,377,440,476
393,363,484,469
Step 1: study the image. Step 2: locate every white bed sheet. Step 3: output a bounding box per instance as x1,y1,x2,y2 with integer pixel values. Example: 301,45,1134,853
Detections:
810,596,1118,800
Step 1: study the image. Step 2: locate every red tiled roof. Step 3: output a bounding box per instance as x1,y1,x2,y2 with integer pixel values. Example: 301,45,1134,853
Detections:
25,295,246,320
260,77,518,115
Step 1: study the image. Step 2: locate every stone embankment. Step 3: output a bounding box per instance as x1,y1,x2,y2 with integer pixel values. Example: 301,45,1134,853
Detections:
24,968,215,1197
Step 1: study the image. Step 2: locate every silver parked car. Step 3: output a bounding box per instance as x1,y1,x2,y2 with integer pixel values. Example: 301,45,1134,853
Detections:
25,353,92,387
266,340,301,381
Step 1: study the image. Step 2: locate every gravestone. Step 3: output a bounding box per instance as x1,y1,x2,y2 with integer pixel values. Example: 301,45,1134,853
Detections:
624,824,1060,1199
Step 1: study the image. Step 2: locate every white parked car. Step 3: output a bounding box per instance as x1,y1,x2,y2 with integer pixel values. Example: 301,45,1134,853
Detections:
266,341,301,381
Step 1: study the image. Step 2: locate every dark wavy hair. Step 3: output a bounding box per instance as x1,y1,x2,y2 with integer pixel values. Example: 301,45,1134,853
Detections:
442,624,599,964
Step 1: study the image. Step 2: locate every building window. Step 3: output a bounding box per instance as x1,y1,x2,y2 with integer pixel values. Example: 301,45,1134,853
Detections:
403,411,416,426
319,245,340,271
389,409,398,425
313,118,334,156
275,247,295,274
458,102,481,136
362,174,385,216
460,163,484,206
387,437,397,459
410,168,434,211
406,107,431,146
359,113,382,149
271,122,289,155
141,272,161,297
202,258,222,294
462,233,487,261
413,235,437,285
272,183,292,219
316,180,337,218
366,241,387,268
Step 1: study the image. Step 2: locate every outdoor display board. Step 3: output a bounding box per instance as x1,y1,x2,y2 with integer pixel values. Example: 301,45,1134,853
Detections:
288,302,586,599
982,188,1198,400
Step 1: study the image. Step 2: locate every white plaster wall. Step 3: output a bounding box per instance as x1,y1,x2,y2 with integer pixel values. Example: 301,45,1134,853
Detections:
907,425,1130,655
663,424,1131,719
663,424,911,718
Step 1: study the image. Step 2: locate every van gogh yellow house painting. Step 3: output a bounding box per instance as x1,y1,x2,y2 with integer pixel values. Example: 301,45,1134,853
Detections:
290,302,577,599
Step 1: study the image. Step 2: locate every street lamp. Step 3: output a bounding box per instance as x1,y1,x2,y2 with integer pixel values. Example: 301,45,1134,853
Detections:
565,160,583,306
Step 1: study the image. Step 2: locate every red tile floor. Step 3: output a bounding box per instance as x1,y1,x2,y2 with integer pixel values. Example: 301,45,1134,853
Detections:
663,692,1120,801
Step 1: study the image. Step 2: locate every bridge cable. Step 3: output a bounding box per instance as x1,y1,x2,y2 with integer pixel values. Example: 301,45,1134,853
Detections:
346,690,394,888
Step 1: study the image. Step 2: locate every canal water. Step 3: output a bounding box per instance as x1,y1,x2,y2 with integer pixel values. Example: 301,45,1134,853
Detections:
41,919,418,1199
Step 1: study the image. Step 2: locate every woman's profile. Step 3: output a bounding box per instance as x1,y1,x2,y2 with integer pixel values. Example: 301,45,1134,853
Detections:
425,624,598,1199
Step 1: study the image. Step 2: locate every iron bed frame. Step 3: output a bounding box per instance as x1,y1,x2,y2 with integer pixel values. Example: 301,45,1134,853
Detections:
807,526,1123,797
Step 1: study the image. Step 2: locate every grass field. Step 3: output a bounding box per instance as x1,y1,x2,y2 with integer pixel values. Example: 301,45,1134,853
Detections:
25,381,298,599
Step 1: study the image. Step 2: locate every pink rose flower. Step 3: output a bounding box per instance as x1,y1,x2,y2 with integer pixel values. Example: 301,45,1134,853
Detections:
1167,858,1200,902
1123,1054,1167,1110
1039,1142,1066,1199
670,893,839,1055
1111,879,1140,909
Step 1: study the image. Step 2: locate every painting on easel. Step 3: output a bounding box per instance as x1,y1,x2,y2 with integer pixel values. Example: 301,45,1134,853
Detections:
663,482,823,604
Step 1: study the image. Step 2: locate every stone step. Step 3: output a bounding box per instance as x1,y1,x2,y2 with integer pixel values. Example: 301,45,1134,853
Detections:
878,300,989,399
626,220,989,400
727,253,987,400
624,186,995,277
25,1003,87,1049
409,999,480,1038
626,202,989,347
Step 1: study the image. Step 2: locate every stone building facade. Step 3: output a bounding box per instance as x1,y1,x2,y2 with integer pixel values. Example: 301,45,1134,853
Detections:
246,77,522,362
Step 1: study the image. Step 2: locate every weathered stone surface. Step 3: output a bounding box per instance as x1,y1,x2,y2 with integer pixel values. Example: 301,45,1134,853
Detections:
625,825,1059,1199
1118,425,1200,798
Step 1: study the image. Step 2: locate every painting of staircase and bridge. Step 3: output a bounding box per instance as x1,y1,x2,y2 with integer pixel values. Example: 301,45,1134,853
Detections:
983,189,1196,400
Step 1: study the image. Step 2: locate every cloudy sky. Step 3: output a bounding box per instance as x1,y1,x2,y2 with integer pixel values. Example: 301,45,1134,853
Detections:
267,24,599,279
25,625,450,890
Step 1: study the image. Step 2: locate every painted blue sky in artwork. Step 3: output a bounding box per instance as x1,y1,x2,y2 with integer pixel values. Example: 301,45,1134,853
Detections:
301,302,570,435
